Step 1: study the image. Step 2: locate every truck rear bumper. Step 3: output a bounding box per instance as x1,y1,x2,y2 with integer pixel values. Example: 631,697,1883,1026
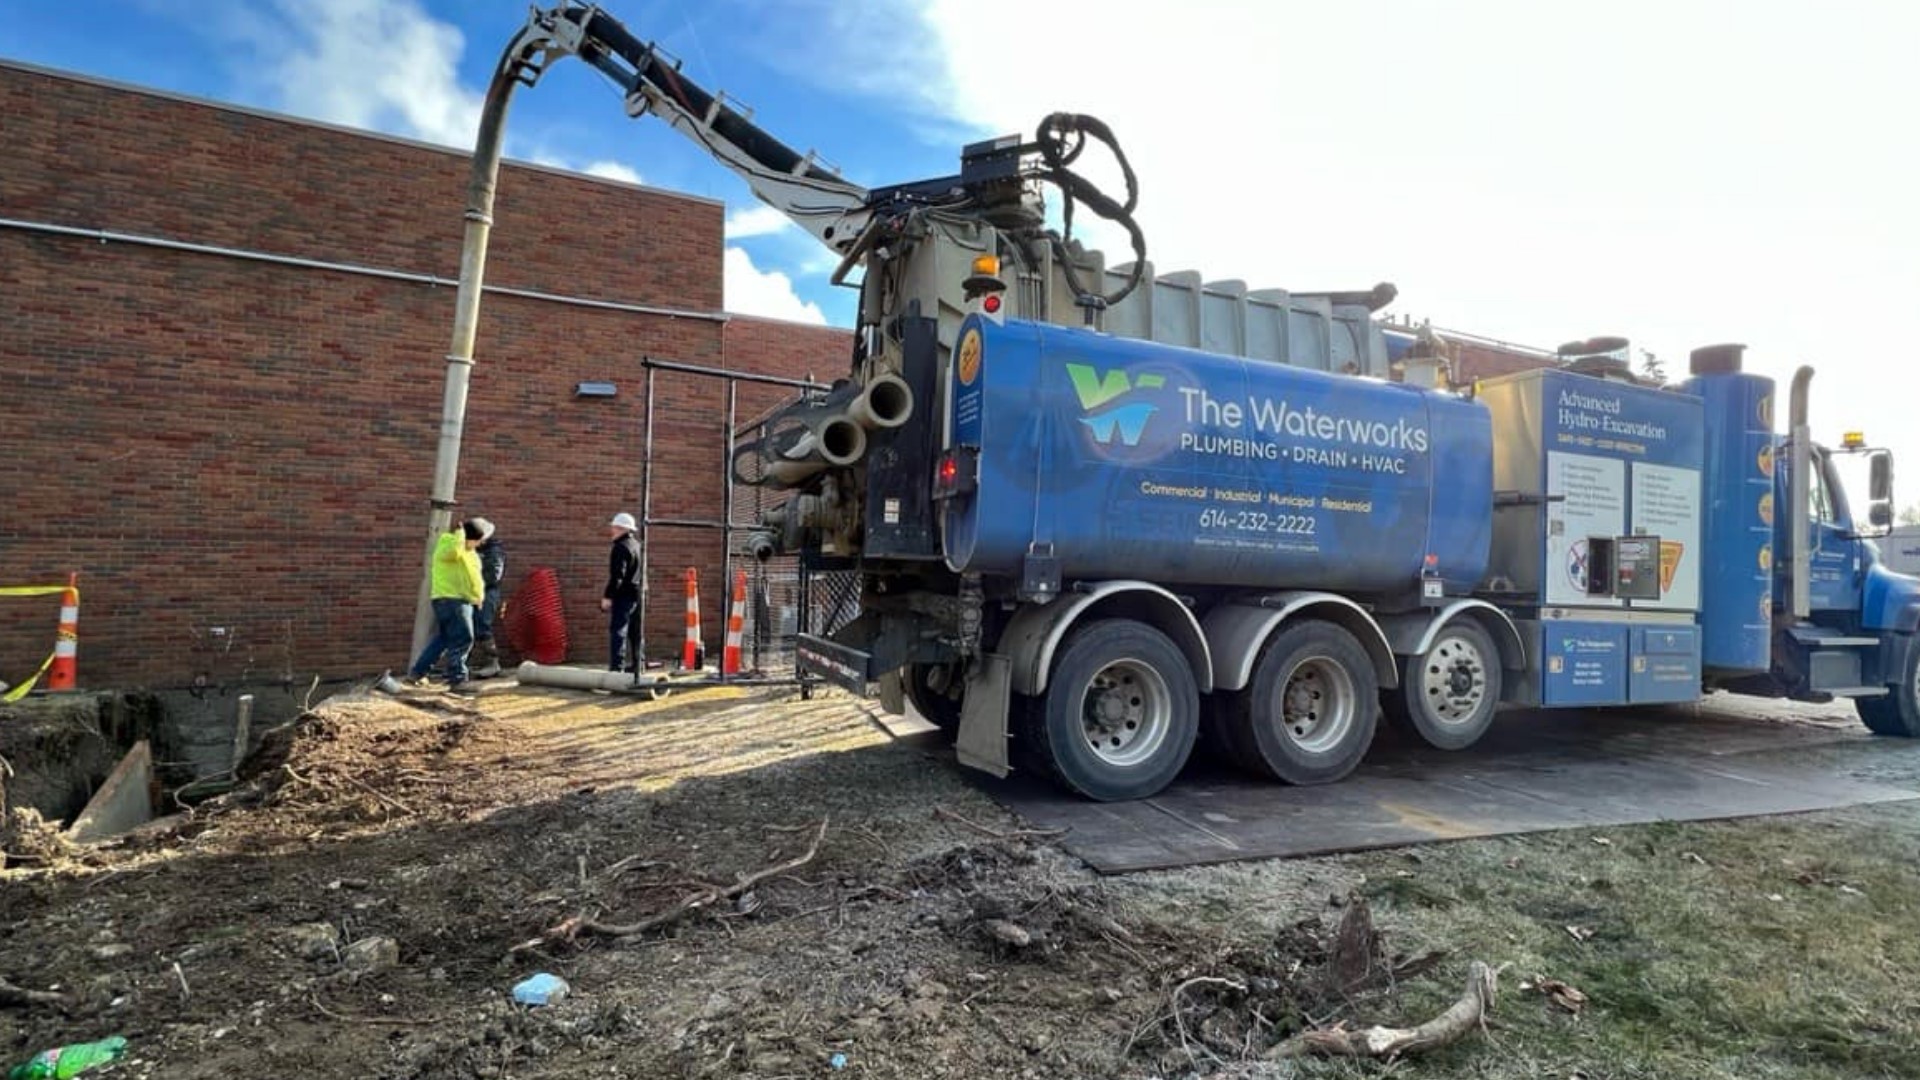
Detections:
796,634,872,695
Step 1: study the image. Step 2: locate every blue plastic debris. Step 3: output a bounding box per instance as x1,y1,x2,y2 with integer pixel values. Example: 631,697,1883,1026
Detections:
829,1051,848,1070
511,973,570,1006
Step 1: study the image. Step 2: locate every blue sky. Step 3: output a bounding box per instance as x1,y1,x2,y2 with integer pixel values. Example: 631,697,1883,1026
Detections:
0,0,975,327
5,1,1919,503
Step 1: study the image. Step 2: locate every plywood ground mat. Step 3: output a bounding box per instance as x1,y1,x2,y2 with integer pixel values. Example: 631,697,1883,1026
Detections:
983,695,1920,873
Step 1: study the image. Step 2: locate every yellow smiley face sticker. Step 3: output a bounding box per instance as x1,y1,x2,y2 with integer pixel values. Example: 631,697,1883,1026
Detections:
957,328,982,387
1757,444,1775,478
1757,491,1774,526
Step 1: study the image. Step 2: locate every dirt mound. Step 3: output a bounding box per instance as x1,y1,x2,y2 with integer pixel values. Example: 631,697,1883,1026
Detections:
0,687,1474,1078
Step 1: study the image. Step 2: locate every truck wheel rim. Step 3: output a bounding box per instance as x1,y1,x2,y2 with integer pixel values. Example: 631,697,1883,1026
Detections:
1420,632,1489,727
1078,659,1171,768
1278,656,1356,754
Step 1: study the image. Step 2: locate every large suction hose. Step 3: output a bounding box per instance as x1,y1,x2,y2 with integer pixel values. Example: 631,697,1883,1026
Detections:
847,372,914,430
814,415,868,466
734,373,910,489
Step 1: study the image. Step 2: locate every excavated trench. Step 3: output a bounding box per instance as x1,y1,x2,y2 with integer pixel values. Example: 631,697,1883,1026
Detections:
0,684,335,850
0,693,158,825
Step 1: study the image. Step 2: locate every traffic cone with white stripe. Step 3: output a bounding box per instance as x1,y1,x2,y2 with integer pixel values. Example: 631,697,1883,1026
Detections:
47,572,78,692
682,568,705,671
722,570,747,675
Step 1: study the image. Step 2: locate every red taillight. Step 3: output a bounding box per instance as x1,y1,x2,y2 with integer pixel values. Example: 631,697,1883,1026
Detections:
932,447,979,501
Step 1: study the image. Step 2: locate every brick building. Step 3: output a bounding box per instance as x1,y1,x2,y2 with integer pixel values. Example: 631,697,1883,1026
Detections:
0,61,850,691
1380,319,1559,389
0,62,1563,697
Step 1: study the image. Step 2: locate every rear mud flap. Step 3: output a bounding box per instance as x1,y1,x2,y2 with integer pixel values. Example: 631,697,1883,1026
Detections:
956,653,1012,778
877,669,906,715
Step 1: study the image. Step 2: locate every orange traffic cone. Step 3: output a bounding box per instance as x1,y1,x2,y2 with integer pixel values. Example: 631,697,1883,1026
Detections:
47,572,78,692
722,570,748,675
682,568,705,671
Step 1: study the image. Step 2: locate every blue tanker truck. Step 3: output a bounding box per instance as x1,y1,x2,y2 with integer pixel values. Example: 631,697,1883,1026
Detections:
469,5,1917,802
793,306,1915,802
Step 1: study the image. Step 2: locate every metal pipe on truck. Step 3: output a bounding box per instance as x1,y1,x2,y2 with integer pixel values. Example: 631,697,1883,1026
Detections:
1788,366,1814,619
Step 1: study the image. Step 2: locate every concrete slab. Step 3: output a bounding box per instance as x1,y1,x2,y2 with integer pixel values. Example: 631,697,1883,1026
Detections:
66,739,154,843
983,696,1920,873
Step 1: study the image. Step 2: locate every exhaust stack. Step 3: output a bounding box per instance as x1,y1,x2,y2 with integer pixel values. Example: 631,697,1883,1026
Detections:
1788,365,1813,620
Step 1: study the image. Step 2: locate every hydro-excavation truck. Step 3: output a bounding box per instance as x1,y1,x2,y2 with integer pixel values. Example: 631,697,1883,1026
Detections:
459,6,1918,802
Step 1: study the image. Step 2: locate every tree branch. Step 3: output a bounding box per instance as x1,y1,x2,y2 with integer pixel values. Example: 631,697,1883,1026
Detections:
512,817,828,952
0,977,67,1009
1268,960,1499,1061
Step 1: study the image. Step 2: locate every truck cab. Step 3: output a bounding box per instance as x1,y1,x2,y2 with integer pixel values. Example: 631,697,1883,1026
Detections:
1764,415,1920,735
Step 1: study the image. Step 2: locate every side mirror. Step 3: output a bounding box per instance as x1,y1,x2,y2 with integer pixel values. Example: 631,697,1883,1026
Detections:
1863,449,1895,538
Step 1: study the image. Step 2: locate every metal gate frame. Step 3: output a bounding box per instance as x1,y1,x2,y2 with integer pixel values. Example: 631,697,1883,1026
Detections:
636,356,847,688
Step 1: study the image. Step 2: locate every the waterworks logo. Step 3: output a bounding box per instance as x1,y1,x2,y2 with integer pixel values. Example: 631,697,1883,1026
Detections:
1067,362,1165,447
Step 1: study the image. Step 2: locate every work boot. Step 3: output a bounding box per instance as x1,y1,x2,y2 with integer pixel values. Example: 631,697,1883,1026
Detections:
473,638,502,679
447,681,480,697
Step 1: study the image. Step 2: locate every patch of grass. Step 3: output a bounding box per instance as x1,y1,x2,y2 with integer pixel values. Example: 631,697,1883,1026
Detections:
1317,805,1920,1079
1361,873,1457,910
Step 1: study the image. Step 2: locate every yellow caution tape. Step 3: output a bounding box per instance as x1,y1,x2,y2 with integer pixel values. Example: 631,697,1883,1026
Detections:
0,585,75,597
2,652,57,703
1,583,79,702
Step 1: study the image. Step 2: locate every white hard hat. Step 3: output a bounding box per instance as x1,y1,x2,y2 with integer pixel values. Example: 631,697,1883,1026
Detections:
609,512,637,531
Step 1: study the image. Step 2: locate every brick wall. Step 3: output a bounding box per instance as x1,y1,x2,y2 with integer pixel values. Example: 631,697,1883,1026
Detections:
1453,340,1556,385
0,62,851,688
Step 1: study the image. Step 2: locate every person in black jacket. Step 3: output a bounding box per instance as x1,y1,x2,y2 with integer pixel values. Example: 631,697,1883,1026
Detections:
471,520,506,678
601,512,643,672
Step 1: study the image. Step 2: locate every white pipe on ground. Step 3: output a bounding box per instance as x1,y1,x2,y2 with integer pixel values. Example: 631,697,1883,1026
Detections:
515,662,670,695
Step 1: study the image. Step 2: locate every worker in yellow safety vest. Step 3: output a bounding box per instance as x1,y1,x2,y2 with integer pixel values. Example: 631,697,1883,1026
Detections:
407,518,490,694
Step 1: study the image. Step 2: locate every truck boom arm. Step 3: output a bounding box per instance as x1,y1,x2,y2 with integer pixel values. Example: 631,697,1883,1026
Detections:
529,4,874,252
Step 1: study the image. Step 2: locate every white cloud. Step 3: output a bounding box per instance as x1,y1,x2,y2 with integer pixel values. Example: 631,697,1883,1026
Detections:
521,154,645,185
230,0,483,148
582,160,645,185
724,205,794,240
898,0,1920,495
725,247,826,325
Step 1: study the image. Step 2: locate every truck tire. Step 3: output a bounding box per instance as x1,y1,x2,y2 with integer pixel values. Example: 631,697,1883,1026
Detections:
1226,620,1378,785
1385,620,1502,750
1858,635,1920,737
1025,619,1199,802
905,663,962,737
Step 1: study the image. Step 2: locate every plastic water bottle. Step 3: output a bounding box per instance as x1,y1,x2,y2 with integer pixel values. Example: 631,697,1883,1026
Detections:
510,973,569,1006
7,1037,128,1079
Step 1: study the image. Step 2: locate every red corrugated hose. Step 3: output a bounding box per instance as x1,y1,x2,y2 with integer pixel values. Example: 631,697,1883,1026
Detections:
503,567,569,664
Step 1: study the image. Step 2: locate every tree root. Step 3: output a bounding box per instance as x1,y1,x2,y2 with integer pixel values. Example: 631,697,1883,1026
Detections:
1267,960,1500,1061
932,804,1069,843
0,977,67,1009
512,818,828,952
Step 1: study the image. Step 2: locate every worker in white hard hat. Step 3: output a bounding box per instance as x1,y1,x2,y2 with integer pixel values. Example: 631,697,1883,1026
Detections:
470,518,506,678
602,512,643,672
